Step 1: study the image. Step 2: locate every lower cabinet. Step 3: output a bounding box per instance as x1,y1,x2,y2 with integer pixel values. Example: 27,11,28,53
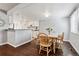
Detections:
7,29,32,47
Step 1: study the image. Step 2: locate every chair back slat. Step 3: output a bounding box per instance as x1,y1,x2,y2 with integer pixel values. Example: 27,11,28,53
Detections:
38,33,48,44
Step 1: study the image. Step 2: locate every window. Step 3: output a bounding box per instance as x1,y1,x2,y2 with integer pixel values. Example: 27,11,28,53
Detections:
71,8,79,33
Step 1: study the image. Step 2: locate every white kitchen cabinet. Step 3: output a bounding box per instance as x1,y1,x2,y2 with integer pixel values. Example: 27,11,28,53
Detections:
7,29,32,47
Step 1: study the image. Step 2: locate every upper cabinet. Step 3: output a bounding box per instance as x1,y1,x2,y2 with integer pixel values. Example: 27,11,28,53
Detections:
7,4,39,29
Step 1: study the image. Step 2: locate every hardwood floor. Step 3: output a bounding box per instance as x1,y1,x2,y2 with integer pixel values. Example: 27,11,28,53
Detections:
0,39,78,56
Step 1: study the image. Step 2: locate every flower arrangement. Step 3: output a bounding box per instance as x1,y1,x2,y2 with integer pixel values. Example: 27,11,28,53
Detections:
46,27,53,35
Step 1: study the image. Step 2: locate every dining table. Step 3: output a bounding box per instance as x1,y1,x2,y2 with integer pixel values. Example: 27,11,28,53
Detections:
37,34,58,54
38,33,63,54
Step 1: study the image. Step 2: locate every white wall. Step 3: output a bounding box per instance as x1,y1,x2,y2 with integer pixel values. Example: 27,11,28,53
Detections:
39,17,70,41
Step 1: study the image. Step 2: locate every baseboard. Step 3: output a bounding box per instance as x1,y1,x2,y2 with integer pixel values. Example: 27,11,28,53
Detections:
0,42,7,45
0,39,69,47
0,39,33,48
64,40,69,42
7,42,16,48
15,40,32,48
68,40,79,55
7,39,33,48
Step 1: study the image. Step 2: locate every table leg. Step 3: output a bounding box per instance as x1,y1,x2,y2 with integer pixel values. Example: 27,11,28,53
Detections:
53,42,55,54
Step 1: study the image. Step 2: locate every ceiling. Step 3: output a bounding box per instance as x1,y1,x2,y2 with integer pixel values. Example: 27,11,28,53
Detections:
0,3,19,12
16,3,79,20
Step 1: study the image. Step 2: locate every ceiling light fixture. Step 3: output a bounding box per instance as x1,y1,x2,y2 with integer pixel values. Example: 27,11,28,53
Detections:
44,11,50,17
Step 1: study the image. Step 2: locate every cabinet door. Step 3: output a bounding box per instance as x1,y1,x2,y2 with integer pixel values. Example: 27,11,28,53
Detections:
7,31,15,44
0,30,7,44
15,30,32,45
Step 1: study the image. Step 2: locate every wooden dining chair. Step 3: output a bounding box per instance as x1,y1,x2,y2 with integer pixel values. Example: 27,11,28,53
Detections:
38,33,52,56
58,32,64,42
36,33,45,46
55,32,64,50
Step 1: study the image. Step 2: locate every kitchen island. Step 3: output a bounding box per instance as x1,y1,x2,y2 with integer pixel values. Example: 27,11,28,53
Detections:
7,29,32,47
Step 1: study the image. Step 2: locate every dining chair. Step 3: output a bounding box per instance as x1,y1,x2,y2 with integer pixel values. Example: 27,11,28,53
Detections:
36,33,45,46
58,32,64,42
38,33,52,56
55,32,64,50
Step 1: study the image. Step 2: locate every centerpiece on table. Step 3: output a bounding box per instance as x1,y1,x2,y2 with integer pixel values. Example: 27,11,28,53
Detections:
46,26,53,35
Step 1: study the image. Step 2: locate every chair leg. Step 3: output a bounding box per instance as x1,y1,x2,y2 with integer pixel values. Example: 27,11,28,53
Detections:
53,42,55,54
39,45,41,54
47,47,49,56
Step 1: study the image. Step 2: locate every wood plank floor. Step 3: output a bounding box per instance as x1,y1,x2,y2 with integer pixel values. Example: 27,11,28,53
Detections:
0,39,78,56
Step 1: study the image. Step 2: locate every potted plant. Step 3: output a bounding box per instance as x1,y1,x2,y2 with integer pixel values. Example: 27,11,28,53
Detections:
46,27,53,35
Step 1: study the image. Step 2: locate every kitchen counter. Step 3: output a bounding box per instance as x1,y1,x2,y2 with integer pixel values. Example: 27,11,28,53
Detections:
7,29,32,47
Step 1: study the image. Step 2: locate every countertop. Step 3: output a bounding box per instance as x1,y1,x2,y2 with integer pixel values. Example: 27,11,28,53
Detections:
4,28,33,31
